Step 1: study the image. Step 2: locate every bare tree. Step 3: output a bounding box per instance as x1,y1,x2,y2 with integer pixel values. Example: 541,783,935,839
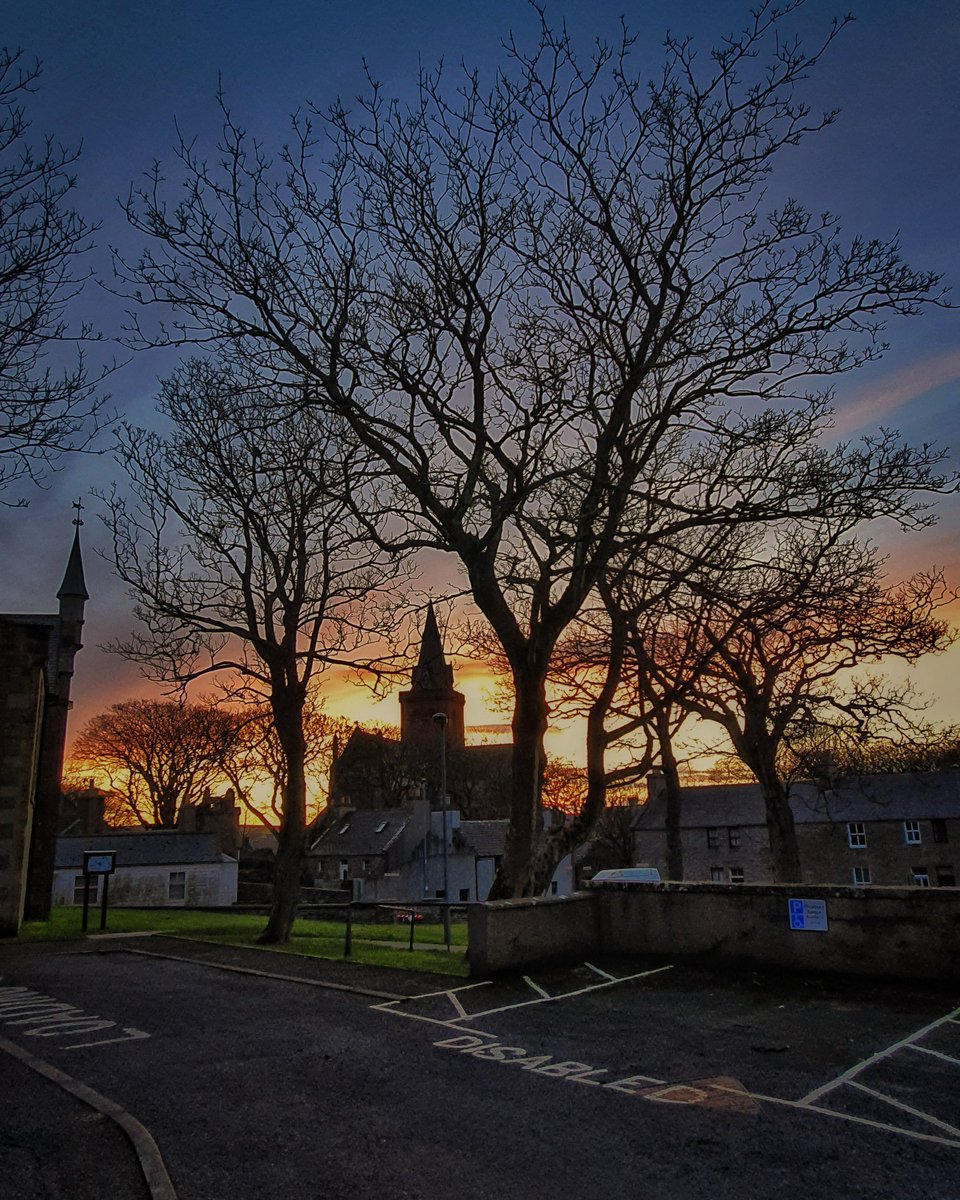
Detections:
666,537,956,879
785,718,960,781
71,698,241,827
222,701,353,833
102,358,407,942
0,49,108,499
119,7,950,894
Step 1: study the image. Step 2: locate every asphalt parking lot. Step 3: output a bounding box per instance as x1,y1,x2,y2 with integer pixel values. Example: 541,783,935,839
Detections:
1,936,958,1199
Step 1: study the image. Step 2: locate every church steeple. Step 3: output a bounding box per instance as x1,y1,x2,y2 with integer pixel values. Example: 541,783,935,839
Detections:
54,503,88,691
57,518,89,602
411,601,453,691
399,603,465,752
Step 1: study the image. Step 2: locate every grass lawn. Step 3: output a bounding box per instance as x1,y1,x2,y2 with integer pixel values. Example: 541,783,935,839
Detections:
17,907,469,977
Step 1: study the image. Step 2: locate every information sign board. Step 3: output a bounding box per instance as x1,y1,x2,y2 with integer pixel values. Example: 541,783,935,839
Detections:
788,898,828,932
83,850,116,876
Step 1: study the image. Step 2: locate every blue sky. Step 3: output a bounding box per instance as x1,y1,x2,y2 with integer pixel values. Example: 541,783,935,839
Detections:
2,0,958,744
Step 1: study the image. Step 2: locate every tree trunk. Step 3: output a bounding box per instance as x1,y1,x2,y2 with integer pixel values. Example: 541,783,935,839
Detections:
527,612,627,894
657,713,685,881
488,671,549,898
259,686,307,944
757,766,802,882
739,724,802,882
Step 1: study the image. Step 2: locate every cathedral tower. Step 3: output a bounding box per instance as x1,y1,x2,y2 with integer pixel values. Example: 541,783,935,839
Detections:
398,603,465,753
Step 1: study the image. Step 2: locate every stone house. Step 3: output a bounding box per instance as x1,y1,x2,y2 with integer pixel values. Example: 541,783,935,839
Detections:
632,770,960,886
309,799,574,902
53,831,238,908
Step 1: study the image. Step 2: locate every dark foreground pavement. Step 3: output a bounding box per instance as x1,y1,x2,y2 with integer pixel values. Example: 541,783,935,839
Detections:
1,935,958,1200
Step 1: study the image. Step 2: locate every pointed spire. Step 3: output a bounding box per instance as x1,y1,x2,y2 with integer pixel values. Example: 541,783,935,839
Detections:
57,510,89,601
411,602,453,691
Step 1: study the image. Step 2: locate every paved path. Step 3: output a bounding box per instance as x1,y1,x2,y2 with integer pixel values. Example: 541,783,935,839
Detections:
1,937,958,1199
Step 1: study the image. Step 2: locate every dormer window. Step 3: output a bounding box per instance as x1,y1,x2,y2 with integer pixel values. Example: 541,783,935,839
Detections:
374,821,387,834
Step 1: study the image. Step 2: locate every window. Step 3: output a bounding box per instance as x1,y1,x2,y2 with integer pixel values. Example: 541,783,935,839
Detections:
361,858,370,871
337,823,351,836
727,827,741,849
935,865,956,888
903,820,922,845
706,828,720,849
435,889,445,899
847,822,867,849
852,865,871,886
932,819,949,844
710,867,724,882
374,821,387,834
549,880,558,896
911,866,930,887
168,870,186,901
339,860,348,881
729,867,745,884
460,887,471,901
73,874,98,905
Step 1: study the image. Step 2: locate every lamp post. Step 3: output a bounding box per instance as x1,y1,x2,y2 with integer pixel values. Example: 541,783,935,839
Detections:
433,711,451,951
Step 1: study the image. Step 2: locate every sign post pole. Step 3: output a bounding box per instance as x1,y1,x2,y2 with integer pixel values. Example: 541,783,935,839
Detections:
81,851,117,934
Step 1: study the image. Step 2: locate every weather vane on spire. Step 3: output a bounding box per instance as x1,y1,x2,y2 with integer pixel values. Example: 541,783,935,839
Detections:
72,497,84,527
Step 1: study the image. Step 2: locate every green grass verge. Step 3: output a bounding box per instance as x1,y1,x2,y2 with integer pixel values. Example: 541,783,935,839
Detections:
17,907,469,977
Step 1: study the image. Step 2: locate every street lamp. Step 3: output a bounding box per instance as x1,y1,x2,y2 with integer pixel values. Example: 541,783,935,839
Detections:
433,711,451,951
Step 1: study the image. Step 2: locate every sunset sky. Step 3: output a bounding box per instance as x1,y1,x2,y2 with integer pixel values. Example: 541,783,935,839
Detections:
2,0,958,775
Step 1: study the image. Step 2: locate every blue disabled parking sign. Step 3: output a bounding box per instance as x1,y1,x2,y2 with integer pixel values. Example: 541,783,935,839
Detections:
788,898,828,932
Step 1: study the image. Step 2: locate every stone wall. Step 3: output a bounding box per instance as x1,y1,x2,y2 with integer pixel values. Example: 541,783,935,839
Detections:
467,883,960,981
0,621,48,936
467,894,601,975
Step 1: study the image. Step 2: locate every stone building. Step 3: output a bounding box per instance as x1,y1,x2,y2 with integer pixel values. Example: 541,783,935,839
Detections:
0,523,87,934
632,770,960,887
308,797,574,903
326,603,512,820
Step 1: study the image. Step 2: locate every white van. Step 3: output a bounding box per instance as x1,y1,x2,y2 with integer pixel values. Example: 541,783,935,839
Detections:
589,866,661,884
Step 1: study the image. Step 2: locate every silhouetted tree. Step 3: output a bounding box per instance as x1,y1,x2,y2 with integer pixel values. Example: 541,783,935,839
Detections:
71,699,241,827
667,539,955,879
103,359,407,942
120,7,950,894
0,50,107,499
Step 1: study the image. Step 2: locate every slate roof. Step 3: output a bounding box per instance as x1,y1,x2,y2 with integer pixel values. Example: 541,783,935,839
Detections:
457,819,508,857
309,810,407,856
55,832,224,869
632,771,960,830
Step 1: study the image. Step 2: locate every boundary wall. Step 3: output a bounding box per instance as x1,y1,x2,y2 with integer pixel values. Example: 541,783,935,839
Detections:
467,882,960,981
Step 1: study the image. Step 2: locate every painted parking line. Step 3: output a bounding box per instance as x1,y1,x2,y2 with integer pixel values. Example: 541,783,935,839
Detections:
372,964,672,1029
790,1001,960,1148
799,1003,960,1105
0,981,150,1051
374,970,960,1152
447,965,674,1022
908,1044,960,1067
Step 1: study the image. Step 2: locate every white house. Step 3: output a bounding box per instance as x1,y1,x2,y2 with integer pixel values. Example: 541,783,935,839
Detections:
53,831,238,908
